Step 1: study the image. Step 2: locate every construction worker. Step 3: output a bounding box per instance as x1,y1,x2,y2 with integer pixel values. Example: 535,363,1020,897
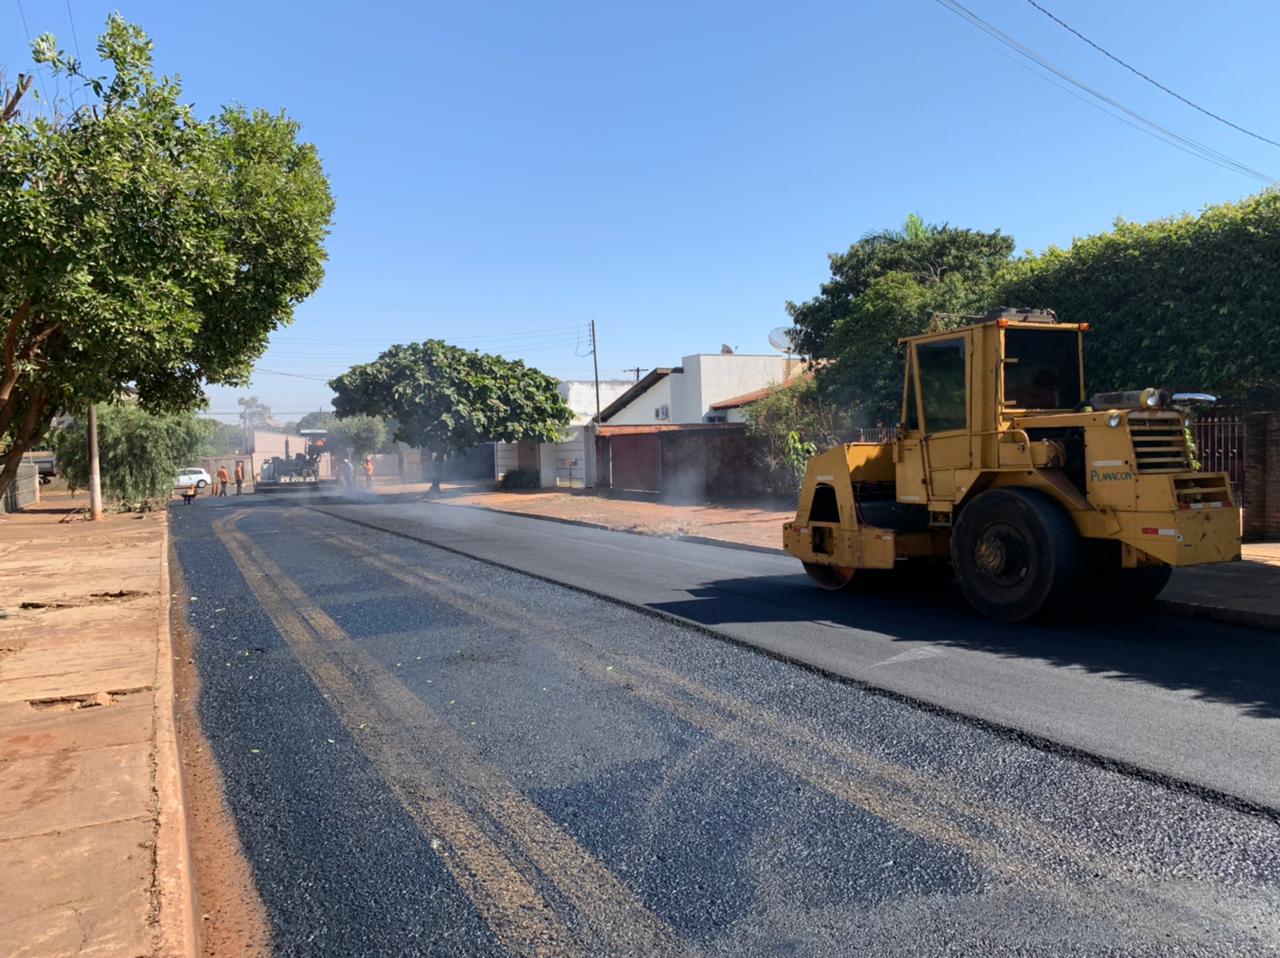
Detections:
234,460,245,495
217,464,230,497
363,455,374,489
340,458,354,492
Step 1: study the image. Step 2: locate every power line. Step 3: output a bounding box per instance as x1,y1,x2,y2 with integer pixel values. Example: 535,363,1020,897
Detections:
252,367,333,382
932,0,1276,184
14,0,51,110
1023,0,1280,150
274,324,591,346
63,0,82,112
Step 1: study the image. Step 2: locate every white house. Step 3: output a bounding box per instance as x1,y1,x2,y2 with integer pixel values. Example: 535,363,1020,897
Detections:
596,353,790,425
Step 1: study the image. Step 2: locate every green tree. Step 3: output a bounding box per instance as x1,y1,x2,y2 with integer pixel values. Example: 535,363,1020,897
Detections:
296,409,338,432
744,377,850,494
330,341,572,491
199,418,243,457
330,415,389,460
786,217,1014,424
0,16,335,499
787,215,1015,357
994,190,1280,405
237,396,276,432
51,404,209,508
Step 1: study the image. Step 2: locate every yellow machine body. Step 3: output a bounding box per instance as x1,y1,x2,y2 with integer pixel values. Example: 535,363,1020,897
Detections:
783,315,1240,611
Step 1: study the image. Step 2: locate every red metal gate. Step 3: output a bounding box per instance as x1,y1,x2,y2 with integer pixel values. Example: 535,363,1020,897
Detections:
610,434,662,493
1192,414,1246,501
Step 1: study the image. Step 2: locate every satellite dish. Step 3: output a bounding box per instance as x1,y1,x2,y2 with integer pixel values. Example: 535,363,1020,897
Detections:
768,327,797,354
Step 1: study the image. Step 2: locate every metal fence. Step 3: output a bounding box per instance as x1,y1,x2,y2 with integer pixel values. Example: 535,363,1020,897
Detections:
848,426,899,444
1191,414,1246,499
0,460,39,513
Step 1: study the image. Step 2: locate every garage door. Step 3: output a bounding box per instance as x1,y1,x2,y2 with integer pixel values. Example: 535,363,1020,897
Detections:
610,434,661,493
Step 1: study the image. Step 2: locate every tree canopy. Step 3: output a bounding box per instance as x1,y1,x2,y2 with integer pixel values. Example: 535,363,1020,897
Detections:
330,341,571,489
330,415,389,460
994,190,1280,406
237,396,277,432
296,409,338,433
0,16,334,497
52,404,208,508
788,216,1014,424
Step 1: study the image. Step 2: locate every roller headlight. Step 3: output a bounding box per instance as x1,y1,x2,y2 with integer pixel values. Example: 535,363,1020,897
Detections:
1140,387,1161,409
1107,412,1123,428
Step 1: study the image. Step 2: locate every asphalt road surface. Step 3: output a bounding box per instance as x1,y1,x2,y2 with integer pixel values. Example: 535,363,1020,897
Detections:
172,496,1280,956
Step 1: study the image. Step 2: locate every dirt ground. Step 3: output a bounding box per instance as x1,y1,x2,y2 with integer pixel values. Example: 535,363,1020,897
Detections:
169,553,272,957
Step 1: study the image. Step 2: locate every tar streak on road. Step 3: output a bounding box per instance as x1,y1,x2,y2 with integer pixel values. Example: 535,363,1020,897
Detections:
171,497,1280,957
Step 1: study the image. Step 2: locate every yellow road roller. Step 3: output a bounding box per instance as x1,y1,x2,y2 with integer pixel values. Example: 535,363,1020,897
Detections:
783,308,1241,621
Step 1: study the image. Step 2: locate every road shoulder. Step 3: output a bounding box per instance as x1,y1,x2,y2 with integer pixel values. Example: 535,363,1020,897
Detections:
0,507,196,957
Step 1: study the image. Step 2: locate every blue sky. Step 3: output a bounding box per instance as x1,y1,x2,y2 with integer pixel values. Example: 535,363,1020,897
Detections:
7,1,1279,421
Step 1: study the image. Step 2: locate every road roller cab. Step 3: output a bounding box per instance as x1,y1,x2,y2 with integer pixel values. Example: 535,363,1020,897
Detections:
783,308,1241,621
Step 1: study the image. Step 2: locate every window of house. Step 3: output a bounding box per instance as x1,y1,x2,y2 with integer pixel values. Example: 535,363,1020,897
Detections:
916,338,967,432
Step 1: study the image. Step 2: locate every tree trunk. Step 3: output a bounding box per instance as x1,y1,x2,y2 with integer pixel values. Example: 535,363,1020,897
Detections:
430,451,443,493
0,392,48,503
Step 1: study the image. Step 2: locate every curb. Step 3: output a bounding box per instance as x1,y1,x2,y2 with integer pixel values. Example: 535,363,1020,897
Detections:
433,500,1279,630
1153,599,1280,633
151,516,198,958
429,498,789,557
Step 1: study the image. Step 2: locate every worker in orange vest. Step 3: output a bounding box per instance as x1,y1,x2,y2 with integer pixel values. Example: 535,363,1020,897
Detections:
363,455,374,489
234,461,245,495
216,465,230,497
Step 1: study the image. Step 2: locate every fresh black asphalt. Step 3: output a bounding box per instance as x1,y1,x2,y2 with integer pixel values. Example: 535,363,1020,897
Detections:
172,495,1280,956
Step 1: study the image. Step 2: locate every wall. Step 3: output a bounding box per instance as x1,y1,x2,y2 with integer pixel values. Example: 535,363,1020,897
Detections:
559,380,633,424
607,376,674,425
538,442,557,488
679,354,786,422
593,425,773,502
1,461,39,513
1244,412,1280,541
550,426,588,488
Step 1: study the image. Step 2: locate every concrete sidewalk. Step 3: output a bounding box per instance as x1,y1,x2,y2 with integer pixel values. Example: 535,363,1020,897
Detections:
391,484,1280,631
0,501,193,957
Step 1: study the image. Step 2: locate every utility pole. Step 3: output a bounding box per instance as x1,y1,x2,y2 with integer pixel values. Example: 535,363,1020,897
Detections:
590,319,601,422
87,404,102,521
623,366,644,382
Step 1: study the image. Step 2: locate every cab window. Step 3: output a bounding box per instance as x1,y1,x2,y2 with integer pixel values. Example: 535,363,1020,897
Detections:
1004,328,1081,409
916,338,966,432
903,353,920,431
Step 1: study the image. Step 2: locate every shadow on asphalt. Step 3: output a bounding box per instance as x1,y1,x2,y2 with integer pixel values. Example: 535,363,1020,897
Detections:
648,572,1280,721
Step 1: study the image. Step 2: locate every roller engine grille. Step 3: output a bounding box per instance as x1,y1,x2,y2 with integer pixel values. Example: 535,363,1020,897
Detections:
1129,413,1190,472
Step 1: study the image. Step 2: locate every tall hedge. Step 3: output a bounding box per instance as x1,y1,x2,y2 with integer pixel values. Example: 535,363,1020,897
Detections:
994,191,1280,406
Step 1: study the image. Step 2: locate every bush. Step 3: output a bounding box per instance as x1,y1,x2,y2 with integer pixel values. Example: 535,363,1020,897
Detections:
744,378,851,495
994,190,1280,405
51,405,209,510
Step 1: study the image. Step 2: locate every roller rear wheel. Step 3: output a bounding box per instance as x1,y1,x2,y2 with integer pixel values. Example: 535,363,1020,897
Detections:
803,562,856,591
952,488,1081,622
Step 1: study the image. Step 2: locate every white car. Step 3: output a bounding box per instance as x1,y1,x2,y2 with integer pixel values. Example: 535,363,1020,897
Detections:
175,467,212,490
